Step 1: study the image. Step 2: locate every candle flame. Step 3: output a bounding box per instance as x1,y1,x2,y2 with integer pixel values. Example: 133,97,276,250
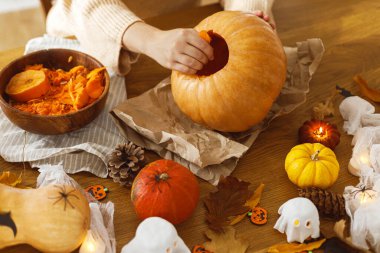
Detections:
313,126,326,138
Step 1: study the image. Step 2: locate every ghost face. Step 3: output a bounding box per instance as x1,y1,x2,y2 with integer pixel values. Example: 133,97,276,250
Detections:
274,197,320,243
121,217,190,253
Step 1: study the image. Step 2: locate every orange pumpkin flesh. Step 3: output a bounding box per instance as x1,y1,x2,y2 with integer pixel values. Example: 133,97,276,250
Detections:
171,11,287,132
131,159,200,225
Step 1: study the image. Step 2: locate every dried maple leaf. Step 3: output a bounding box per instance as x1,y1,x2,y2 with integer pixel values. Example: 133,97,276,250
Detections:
353,75,380,102
204,227,249,253
312,91,336,120
204,176,252,232
267,238,326,253
0,171,22,187
230,183,265,225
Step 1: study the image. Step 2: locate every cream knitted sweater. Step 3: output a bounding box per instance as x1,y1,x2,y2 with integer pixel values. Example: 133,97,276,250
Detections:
47,0,272,75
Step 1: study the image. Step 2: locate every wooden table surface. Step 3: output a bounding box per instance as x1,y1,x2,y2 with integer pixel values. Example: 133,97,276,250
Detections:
1,0,380,252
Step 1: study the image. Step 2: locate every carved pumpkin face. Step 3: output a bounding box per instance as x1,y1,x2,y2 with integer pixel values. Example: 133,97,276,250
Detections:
250,207,268,225
85,185,108,201
192,245,212,253
298,120,340,150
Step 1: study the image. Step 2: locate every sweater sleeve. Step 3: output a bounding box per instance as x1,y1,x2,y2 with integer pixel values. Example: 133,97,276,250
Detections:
46,0,142,75
221,0,275,23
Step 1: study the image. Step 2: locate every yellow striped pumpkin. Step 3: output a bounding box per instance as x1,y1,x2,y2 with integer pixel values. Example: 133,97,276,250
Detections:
285,143,340,189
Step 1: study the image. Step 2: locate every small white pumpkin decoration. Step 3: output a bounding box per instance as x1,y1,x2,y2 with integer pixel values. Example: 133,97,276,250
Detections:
121,217,190,253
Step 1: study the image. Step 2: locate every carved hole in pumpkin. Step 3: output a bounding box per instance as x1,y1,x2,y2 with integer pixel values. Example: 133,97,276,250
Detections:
196,31,229,76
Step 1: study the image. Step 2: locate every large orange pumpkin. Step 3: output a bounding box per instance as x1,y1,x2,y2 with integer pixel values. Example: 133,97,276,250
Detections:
131,159,200,224
171,11,287,132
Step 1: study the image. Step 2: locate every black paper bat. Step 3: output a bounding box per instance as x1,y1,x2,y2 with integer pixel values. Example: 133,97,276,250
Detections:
0,212,17,237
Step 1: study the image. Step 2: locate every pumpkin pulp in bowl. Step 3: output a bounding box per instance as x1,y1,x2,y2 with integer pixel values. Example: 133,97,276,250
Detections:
7,64,106,116
0,48,110,135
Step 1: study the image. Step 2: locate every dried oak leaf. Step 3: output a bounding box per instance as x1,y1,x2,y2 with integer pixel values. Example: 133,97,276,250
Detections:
204,227,249,253
204,176,252,232
267,238,326,253
230,183,265,225
0,171,23,187
353,75,380,102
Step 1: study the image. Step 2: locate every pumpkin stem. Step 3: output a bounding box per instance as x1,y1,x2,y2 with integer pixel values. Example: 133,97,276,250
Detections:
157,173,170,181
311,150,321,161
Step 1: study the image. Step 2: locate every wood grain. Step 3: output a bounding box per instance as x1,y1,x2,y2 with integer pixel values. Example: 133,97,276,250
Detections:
0,49,110,135
1,0,380,252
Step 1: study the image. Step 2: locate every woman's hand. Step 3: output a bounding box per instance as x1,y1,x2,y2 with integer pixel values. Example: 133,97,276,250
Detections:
250,10,275,29
122,22,213,75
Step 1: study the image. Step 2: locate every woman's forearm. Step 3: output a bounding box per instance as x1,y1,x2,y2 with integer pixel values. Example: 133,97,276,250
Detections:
121,22,160,55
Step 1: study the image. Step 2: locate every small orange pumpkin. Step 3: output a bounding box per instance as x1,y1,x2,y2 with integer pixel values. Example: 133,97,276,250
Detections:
249,207,268,225
131,159,200,225
298,120,340,150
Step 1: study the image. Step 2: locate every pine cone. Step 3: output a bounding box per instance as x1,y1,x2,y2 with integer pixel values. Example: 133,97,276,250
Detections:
298,187,347,220
107,142,145,188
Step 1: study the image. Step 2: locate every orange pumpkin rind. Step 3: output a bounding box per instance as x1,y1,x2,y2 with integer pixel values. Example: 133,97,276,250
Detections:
6,70,50,102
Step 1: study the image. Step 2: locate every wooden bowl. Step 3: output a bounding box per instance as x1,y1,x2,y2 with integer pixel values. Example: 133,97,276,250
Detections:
0,49,110,135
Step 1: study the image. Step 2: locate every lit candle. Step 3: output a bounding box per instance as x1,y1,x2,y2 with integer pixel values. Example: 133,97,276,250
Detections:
349,149,371,176
350,186,377,211
313,126,327,139
298,120,340,150
79,230,106,253
359,152,370,165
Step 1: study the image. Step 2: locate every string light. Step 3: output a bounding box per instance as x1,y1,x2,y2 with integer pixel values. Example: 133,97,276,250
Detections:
79,230,106,253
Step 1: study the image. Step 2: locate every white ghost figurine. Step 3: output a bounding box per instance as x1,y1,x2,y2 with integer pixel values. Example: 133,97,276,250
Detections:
274,197,320,243
121,217,190,253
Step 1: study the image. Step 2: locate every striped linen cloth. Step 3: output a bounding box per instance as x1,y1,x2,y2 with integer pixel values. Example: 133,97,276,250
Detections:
0,35,126,177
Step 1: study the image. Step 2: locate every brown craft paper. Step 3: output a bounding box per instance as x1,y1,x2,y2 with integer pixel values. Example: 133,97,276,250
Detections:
111,38,325,185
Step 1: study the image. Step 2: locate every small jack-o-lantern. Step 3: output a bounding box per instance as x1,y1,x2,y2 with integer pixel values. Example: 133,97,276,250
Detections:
250,207,268,225
85,185,108,200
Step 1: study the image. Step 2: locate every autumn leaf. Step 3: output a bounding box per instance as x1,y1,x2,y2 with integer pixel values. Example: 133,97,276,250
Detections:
204,176,252,232
230,183,265,225
267,238,326,253
353,75,380,102
204,227,249,253
312,90,336,120
0,171,23,187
